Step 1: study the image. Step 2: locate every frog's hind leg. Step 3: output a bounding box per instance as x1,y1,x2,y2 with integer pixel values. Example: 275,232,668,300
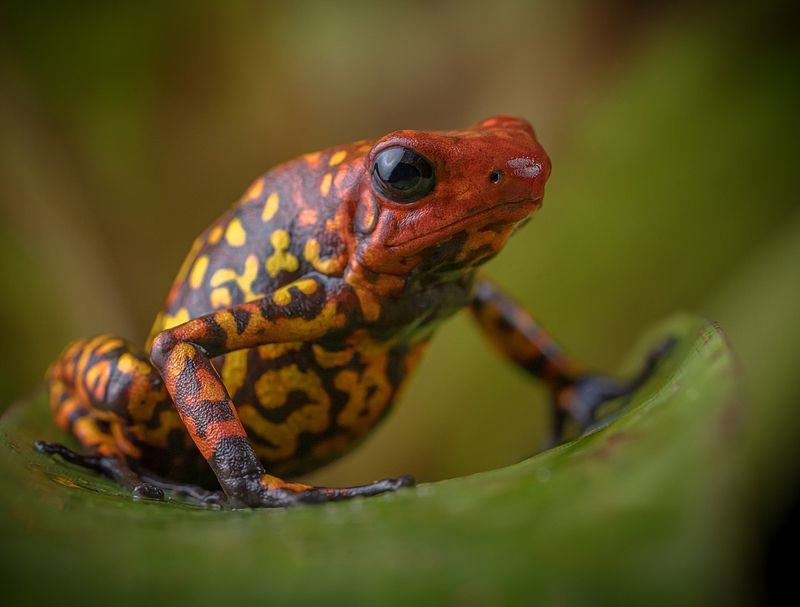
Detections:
38,335,166,500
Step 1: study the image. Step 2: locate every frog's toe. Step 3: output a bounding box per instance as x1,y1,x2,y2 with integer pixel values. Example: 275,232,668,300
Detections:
242,474,416,508
291,477,414,506
199,491,226,507
549,336,678,444
132,483,165,501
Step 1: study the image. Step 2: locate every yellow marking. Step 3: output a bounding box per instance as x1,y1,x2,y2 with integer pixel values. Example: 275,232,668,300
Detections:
95,338,124,356
298,208,318,226
215,300,345,351
328,150,347,166
189,255,210,289
161,307,190,331
334,355,393,434
356,290,381,322
225,218,247,247
262,192,279,222
266,230,299,277
312,344,354,368
320,173,332,197
242,177,264,201
257,343,302,360
210,268,236,287
303,151,321,165
172,238,203,293
303,239,346,275
208,225,224,245
239,364,331,461
295,278,319,295
221,349,248,399
210,254,260,302
272,288,292,306
272,278,318,307
72,417,106,449
210,287,232,308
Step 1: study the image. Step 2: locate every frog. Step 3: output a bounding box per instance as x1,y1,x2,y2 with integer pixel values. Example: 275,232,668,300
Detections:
36,115,673,508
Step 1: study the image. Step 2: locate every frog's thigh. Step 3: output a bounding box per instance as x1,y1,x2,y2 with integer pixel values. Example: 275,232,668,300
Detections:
48,335,168,458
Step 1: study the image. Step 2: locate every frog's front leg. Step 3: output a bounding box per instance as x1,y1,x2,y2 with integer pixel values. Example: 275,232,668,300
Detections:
149,276,414,508
470,277,675,446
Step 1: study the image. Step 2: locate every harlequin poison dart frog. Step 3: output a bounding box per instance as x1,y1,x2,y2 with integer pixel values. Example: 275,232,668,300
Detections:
37,116,673,508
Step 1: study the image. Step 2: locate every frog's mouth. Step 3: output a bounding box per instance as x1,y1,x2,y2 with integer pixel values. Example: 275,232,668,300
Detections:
385,198,541,251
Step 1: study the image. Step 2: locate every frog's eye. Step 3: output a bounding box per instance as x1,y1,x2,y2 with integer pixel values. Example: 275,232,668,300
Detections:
371,146,435,203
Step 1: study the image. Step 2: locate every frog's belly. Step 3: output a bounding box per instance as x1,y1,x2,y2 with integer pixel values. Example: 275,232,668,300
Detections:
214,339,425,477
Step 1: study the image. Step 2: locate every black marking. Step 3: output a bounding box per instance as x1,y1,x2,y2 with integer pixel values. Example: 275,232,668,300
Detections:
233,309,251,335
176,354,204,398
523,353,547,375
209,436,264,486
185,399,237,437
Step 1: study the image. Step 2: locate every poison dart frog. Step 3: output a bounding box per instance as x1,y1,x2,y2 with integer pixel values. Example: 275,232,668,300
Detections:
37,115,673,508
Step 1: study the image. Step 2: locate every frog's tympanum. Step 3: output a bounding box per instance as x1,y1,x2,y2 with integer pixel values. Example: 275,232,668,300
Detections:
37,116,672,508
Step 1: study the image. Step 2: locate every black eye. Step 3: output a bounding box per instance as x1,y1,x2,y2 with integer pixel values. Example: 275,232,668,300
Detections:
371,146,435,203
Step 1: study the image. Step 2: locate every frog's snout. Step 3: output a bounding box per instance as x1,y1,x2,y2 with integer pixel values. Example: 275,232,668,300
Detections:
488,153,550,204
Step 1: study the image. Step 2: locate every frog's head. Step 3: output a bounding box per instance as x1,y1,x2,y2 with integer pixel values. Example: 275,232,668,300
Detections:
352,115,551,277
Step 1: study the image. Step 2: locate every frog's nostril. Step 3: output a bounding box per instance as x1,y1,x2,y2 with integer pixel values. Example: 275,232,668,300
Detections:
489,170,503,184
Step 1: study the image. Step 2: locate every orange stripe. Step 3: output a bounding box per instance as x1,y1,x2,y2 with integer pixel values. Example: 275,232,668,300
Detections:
196,419,248,460
55,399,80,430
74,336,107,404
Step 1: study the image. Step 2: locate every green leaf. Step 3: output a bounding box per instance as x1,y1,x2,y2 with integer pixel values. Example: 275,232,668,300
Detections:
0,314,745,606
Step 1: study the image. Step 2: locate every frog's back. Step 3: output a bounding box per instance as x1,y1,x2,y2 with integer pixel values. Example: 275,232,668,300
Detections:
149,148,361,341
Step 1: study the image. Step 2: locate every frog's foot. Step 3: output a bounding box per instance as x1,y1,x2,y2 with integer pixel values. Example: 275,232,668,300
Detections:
232,474,416,509
34,440,165,501
548,336,677,447
137,471,225,507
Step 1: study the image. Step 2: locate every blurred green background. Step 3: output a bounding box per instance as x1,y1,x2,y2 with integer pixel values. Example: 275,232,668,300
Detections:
1,0,798,587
